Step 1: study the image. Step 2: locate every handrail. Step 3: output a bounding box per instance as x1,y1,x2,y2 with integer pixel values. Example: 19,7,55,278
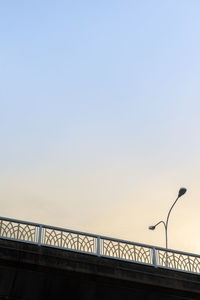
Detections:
0,216,199,274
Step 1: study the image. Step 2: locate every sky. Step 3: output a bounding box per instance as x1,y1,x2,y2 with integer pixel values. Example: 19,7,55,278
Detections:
1,1,200,254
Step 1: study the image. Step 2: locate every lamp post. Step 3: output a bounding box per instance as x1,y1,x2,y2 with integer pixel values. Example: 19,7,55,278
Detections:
148,187,187,249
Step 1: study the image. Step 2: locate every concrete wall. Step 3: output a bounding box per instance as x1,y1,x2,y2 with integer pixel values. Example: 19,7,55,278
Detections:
0,239,200,299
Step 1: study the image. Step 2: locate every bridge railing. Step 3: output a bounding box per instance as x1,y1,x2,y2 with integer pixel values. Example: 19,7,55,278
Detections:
0,216,199,275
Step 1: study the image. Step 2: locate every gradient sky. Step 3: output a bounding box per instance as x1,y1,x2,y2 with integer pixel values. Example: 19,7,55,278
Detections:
1,1,200,254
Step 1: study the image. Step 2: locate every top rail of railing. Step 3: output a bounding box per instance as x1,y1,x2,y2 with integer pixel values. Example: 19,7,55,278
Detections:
0,216,199,275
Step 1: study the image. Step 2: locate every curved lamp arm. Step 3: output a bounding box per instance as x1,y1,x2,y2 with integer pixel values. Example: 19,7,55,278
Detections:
149,220,166,230
166,188,187,230
166,196,179,230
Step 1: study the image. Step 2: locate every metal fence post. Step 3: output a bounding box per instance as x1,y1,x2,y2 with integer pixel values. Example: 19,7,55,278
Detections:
97,236,101,256
38,225,43,246
152,247,157,268
0,220,2,236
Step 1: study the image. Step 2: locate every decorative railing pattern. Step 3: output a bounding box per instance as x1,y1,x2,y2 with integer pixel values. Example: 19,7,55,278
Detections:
101,238,151,264
157,249,200,273
0,216,199,275
0,218,38,243
43,227,95,253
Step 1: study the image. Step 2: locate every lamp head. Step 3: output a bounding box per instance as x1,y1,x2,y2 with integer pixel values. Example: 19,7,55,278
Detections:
148,225,155,230
178,187,187,198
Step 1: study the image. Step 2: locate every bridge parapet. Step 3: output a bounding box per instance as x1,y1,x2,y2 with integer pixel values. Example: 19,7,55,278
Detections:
0,216,200,275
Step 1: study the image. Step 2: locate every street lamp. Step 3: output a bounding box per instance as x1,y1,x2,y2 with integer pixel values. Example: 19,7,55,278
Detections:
148,187,187,249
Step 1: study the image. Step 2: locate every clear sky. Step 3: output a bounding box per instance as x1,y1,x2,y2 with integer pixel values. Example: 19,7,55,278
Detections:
1,1,200,253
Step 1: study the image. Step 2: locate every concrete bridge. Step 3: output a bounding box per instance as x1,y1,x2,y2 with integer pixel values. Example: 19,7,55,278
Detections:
0,217,200,299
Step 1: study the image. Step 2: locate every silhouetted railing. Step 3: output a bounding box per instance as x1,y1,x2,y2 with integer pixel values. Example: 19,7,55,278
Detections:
0,216,199,274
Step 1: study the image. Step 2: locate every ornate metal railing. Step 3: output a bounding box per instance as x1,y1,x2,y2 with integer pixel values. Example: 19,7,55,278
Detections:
0,216,199,275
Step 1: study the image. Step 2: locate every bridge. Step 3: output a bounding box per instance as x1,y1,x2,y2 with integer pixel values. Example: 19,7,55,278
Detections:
0,216,200,299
